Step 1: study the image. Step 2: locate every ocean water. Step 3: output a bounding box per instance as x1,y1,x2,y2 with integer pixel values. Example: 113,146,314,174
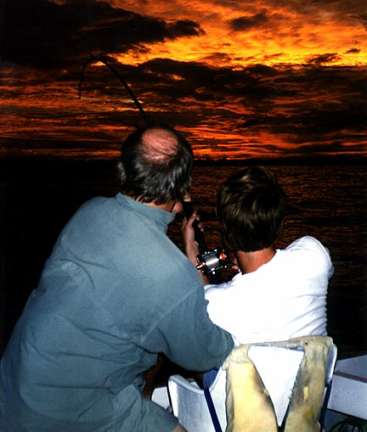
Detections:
176,163,367,355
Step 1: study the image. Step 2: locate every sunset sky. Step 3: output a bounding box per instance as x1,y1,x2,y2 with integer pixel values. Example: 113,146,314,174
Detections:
0,0,366,159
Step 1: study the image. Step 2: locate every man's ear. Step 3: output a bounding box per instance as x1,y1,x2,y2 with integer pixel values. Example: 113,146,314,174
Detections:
172,201,184,214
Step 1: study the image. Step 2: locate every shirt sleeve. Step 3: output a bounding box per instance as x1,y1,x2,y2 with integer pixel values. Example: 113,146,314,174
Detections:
141,287,234,372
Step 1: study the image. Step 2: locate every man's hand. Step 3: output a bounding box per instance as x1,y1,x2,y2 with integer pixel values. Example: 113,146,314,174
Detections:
182,209,209,284
182,211,200,267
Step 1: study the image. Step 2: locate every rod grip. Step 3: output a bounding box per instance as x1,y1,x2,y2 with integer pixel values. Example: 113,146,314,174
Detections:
182,201,207,255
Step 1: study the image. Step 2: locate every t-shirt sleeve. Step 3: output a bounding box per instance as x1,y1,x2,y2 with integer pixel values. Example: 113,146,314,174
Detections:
141,287,234,372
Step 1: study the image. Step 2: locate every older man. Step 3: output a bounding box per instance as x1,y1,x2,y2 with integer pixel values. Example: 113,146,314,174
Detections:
0,125,233,431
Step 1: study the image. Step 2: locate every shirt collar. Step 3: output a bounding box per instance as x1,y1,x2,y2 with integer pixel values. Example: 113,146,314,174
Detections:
115,193,175,231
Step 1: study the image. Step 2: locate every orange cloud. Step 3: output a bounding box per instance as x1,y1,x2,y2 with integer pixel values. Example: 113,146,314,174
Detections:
112,0,367,67
1,1,366,160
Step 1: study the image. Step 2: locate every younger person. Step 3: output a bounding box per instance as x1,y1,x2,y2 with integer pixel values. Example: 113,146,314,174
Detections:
185,166,333,345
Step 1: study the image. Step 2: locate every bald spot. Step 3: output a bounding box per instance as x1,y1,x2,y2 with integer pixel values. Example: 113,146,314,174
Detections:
142,128,178,163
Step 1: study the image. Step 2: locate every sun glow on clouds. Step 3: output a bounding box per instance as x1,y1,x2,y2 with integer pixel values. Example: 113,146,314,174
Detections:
1,0,366,159
113,0,367,67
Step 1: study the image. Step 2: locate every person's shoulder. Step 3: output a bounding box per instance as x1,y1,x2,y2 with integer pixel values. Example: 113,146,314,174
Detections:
74,195,121,220
62,196,115,234
286,236,333,274
80,195,113,210
77,196,112,212
287,236,329,255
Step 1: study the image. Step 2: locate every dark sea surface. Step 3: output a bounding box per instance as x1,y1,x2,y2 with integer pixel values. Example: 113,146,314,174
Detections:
0,159,366,356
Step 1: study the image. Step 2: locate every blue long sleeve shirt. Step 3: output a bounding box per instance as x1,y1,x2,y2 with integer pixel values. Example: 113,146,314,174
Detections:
0,193,233,431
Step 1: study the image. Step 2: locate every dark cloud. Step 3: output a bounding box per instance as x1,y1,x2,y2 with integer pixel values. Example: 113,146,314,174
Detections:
167,19,204,38
132,58,286,104
229,12,269,31
85,58,367,136
345,48,361,54
360,13,367,28
120,60,367,153
1,0,203,69
201,52,233,64
152,61,366,154
213,0,238,5
263,53,283,61
242,100,367,139
245,64,277,76
237,66,367,155
307,53,341,65
2,51,366,158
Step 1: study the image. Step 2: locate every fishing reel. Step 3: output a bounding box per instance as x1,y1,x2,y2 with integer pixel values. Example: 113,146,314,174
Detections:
183,201,231,280
196,248,230,277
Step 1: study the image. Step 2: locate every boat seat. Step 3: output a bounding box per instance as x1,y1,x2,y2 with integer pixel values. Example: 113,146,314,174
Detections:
168,336,337,432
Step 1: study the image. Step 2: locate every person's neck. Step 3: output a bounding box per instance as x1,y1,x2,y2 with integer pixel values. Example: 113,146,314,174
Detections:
236,247,275,274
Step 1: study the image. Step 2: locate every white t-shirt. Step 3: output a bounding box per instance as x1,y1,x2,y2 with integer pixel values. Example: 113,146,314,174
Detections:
204,236,334,345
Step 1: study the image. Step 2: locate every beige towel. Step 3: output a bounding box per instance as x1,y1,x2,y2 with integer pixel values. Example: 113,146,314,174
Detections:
223,336,334,432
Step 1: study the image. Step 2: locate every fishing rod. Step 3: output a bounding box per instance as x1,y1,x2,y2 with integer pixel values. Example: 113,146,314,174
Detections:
78,54,230,280
78,54,149,125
